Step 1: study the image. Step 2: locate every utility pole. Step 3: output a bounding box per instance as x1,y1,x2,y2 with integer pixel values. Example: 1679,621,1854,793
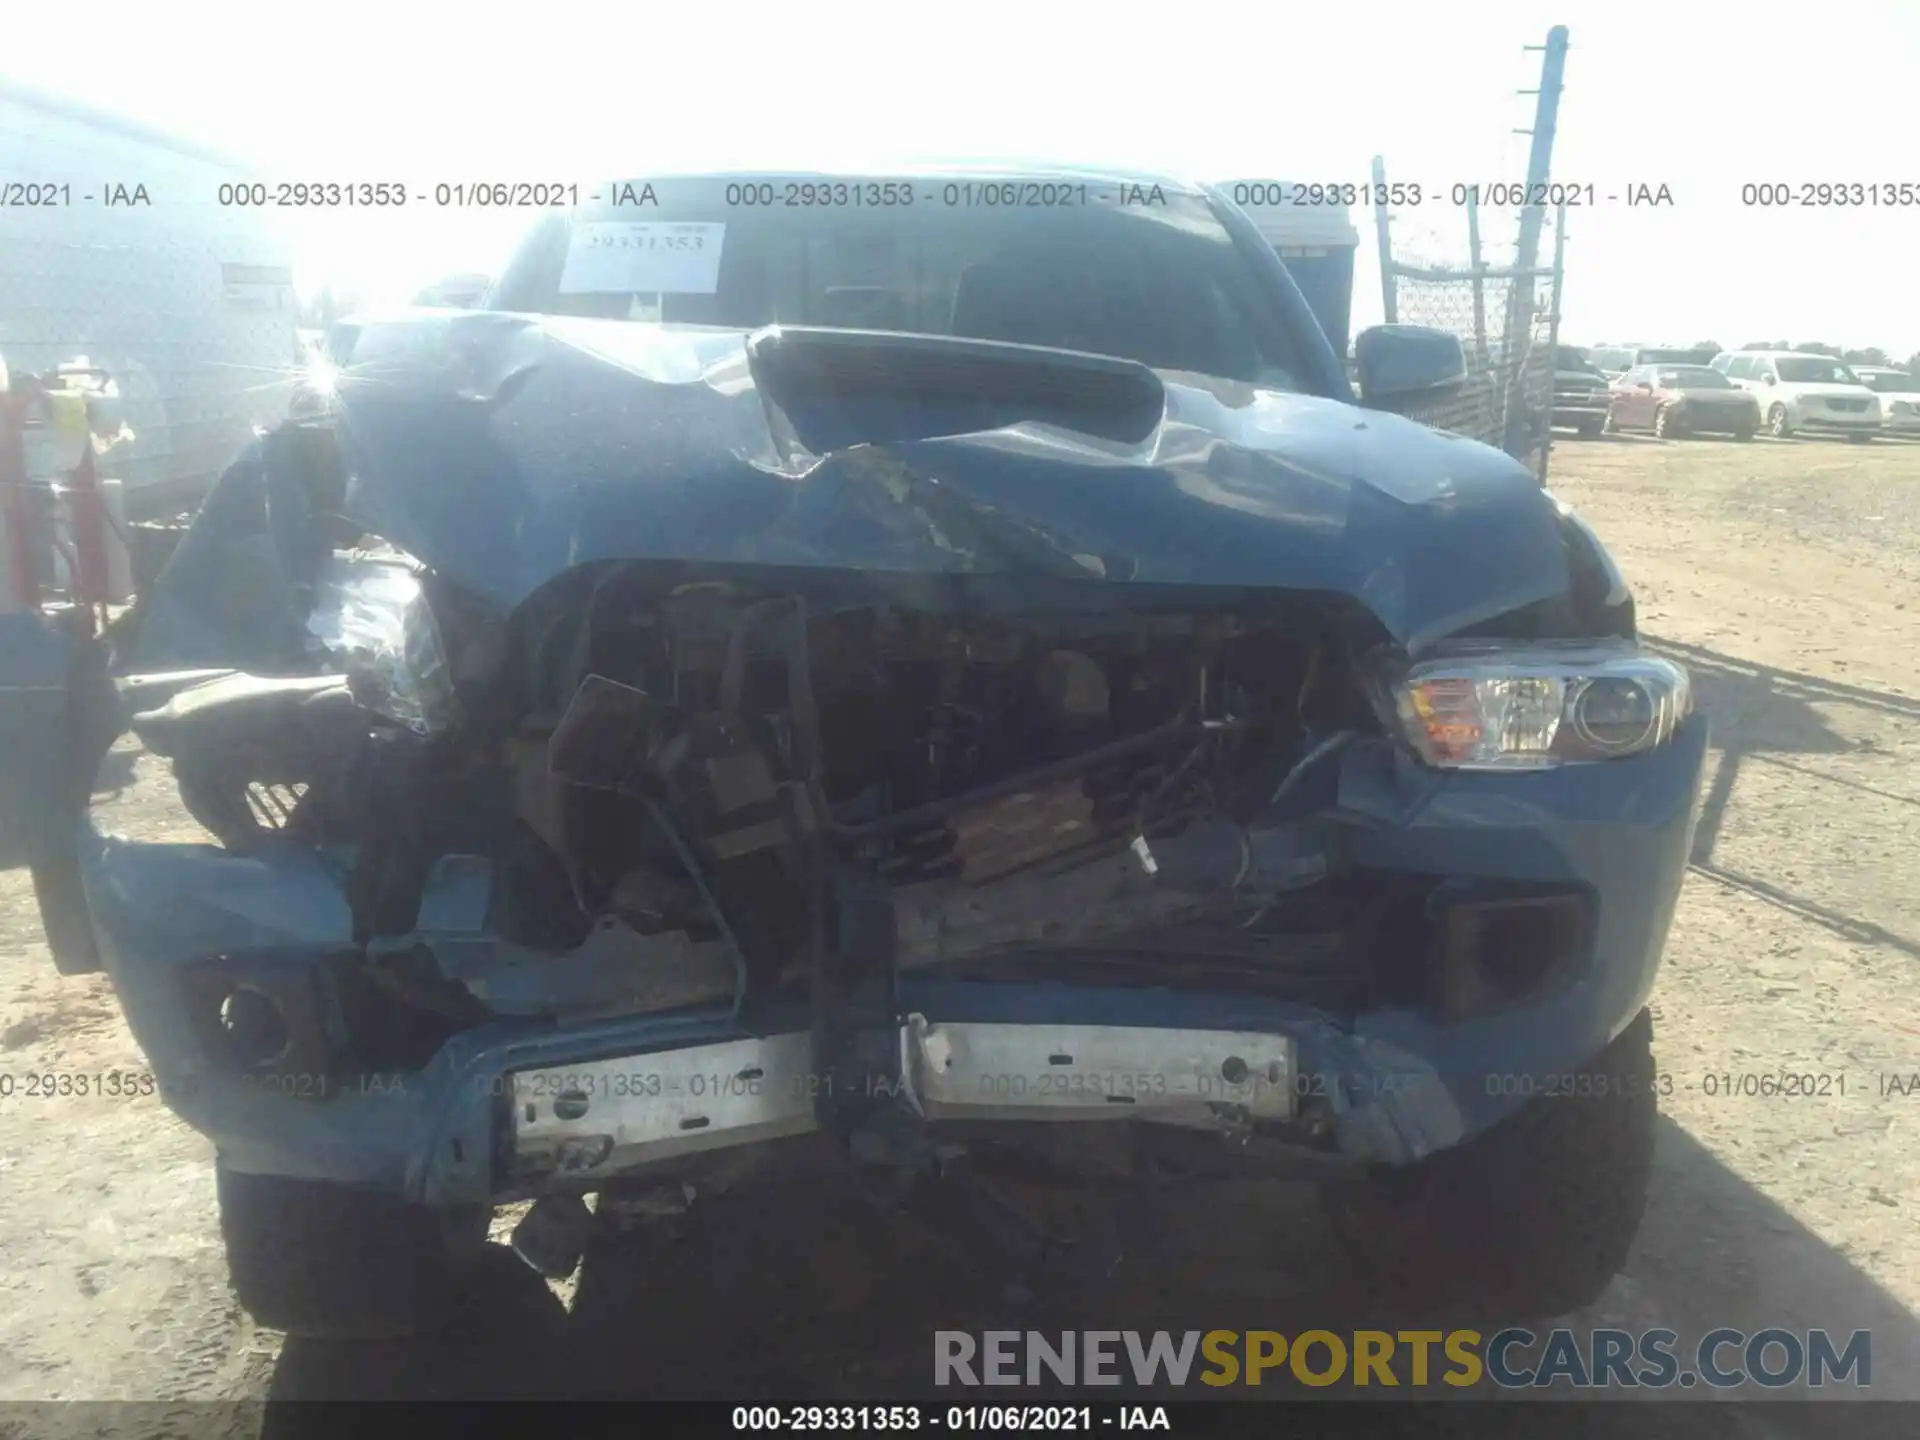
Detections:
1539,196,1570,481
1499,25,1569,461
1511,27,1569,304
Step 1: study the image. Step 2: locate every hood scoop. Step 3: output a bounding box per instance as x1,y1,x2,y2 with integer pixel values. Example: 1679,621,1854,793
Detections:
745,326,1166,455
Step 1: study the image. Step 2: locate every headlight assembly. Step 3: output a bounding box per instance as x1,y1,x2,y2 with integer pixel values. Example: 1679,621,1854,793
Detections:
307,552,459,735
1375,643,1691,770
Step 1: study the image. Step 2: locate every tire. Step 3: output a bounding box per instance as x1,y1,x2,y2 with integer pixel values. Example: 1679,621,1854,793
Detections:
1732,427,1755,442
218,1166,469,1339
1653,406,1682,439
1768,404,1792,438
1600,408,1617,434
1576,417,1604,439
262,1246,570,1405
1847,433,1875,444
1327,1008,1657,1321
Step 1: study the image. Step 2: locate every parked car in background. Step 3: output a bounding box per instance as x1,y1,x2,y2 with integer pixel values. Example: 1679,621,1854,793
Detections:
1850,365,1920,437
1587,347,1633,379
1587,345,1719,380
1710,351,1879,441
1607,364,1760,439
1552,346,1612,437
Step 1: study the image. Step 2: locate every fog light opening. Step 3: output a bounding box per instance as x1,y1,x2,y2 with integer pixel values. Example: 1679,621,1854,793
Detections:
1434,888,1590,1020
215,986,292,1070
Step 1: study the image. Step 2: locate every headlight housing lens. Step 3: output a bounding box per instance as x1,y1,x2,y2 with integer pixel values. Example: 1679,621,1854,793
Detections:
306,552,459,735
1379,643,1690,769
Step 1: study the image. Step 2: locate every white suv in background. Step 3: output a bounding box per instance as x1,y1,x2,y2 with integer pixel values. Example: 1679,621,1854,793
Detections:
1850,365,1920,437
1709,351,1880,441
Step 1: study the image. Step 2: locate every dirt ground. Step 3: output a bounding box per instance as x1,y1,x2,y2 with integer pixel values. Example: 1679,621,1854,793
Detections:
0,430,1915,1429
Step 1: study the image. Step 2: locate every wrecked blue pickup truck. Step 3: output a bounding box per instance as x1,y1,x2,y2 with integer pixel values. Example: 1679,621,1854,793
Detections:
0,169,1704,1339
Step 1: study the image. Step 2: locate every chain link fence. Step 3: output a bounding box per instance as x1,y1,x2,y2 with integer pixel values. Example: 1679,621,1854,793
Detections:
1373,189,1565,481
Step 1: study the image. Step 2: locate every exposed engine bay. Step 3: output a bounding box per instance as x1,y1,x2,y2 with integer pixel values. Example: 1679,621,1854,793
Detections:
128,545,1502,1283
123,489,1639,1277
135,554,1414,1032
526,566,1382,962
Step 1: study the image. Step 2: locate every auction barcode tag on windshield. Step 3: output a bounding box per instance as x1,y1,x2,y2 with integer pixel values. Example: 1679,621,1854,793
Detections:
558,221,726,295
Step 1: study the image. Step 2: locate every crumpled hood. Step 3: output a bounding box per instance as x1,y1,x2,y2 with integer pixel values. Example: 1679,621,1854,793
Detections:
319,311,1569,650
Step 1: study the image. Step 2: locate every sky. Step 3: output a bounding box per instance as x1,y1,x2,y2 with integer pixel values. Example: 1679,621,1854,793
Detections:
7,0,1919,357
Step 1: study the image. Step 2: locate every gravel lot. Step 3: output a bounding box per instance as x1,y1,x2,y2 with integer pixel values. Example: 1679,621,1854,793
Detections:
0,431,1914,1430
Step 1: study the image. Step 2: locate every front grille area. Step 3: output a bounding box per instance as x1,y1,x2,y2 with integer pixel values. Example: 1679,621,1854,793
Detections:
1825,398,1870,412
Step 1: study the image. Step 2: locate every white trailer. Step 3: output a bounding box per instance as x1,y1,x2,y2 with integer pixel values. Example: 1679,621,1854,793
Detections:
0,78,300,519
1215,180,1361,359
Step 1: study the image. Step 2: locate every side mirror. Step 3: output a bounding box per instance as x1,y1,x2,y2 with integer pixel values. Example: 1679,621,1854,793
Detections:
1353,324,1468,411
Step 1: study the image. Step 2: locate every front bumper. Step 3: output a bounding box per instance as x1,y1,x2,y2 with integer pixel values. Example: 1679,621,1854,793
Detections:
1792,405,1879,431
1551,398,1609,425
1670,404,1760,432
84,717,1709,1209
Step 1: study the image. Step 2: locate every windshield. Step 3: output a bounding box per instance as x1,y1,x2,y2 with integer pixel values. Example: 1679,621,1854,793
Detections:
1776,357,1862,384
1859,369,1920,393
1638,348,1719,366
487,177,1313,391
1657,367,1733,389
1557,347,1601,373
